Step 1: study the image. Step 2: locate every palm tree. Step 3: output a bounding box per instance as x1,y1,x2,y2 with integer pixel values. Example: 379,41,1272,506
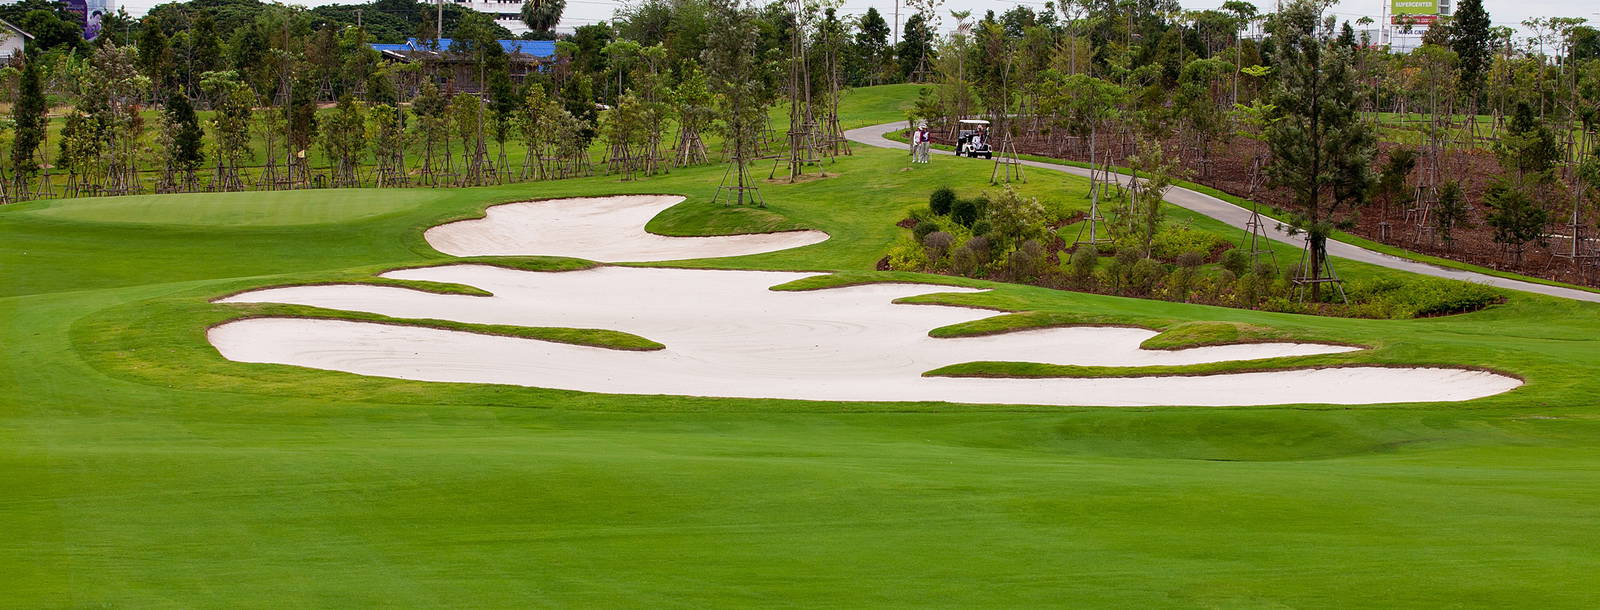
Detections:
521,0,567,35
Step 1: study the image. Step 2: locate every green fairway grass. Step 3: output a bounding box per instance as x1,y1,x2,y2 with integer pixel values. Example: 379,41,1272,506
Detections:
6,88,1600,607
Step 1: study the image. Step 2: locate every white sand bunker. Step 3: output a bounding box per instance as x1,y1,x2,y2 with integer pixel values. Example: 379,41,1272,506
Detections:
211,266,1522,406
425,195,829,261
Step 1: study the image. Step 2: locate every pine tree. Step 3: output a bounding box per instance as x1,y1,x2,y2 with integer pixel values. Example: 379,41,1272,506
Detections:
11,52,46,196
853,7,891,85
1452,0,1492,100
1263,0,1376,301
1484,179,1550,264
163,90,206,191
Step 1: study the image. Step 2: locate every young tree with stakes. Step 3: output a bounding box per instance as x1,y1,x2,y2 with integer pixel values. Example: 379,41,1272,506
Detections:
1263,0,1376,302
704,0,772,206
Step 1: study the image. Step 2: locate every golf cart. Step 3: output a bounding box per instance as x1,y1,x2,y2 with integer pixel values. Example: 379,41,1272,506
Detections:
956,119,993,159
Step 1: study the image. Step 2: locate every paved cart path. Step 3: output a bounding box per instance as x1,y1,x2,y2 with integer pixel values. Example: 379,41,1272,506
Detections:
846,122,1600,304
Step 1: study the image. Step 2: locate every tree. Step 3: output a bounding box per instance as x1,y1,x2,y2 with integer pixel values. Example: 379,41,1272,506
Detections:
1126,139,1177,257
1452,0,1492,101
853,7,891,86
1043,73,1124,224
320,94,365,187
702,0,773,206
368,102,408,187
521,0,566,36
57,109,105,197
11,53,46,195
1371,148,1418,221
412,82,450,182
449,92,488,185
1484,179,1550,264
897,12,934,82
1263,0,1376,301
1432,180,1470,248
671,64,714,167
138,20,174,91
285,75,319,186
201,71,254,191
1496,101,1561,181
14,7,83,53
162,90,206,191
486,53,519,180
515,83,551,179
1175,57,1234,178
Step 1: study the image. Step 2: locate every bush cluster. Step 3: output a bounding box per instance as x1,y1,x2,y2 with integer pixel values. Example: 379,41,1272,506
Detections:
888,188,1503,320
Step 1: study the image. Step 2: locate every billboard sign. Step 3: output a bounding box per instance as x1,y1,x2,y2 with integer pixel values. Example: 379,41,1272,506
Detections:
1391,14,1439,26
1391,0,1439,16
61,0,110,40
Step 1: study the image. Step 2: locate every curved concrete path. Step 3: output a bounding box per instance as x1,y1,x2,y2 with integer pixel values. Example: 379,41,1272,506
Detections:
847,122,1600,304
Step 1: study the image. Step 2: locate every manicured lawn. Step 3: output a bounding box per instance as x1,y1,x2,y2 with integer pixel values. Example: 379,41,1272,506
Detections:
5,90,1600,607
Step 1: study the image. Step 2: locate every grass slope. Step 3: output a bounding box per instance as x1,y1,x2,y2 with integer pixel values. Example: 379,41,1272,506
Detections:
4,86,1600,607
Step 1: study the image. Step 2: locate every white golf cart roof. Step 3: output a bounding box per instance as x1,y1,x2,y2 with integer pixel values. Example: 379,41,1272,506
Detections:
959,119,991,125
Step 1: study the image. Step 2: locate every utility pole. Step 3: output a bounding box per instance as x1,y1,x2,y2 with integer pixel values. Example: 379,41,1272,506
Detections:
437,0,444,42
893,0,899,47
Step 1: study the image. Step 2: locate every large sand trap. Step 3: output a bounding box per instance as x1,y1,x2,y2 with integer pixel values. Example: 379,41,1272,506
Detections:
212,265,1522,406
424,195,829,261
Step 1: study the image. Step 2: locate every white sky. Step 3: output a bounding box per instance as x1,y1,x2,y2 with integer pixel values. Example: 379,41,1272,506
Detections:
111,0,1597,37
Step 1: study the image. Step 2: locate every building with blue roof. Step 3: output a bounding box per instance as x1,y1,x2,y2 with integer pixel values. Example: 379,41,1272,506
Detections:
370,38,557,93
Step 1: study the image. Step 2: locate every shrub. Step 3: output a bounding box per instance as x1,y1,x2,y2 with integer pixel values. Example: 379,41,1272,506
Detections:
970,194,991,217
1176,251,1206,269
970,219,993,237
1262,296,1310,315
1129,257,1166,297
912,220,940,242
1150,224,1229,260
951,199,981,227
1236,273,1263,308
964,235,992,261
1252,261,1279,280
1169,253,1205,301
1068,247,1098,289
1102,249,1141,294
1211,269,1238,305
885,236,928,271
987,188,1049,247
950,243,981,277
1347,277,1502,319
929,187,957,215
922,231,955,262
1005,239,1047,282
1219,248,1250,277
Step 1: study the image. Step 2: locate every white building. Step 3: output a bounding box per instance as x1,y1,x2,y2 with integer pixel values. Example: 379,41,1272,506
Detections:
0,18,32,60
446,0,529,36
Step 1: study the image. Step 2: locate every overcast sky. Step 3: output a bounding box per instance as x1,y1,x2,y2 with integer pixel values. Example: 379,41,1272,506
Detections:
113,0,1600,37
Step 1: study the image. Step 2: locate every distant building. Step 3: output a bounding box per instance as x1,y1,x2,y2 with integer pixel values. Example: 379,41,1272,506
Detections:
0,18,32,60
370,38,556,92
446,0,530,36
